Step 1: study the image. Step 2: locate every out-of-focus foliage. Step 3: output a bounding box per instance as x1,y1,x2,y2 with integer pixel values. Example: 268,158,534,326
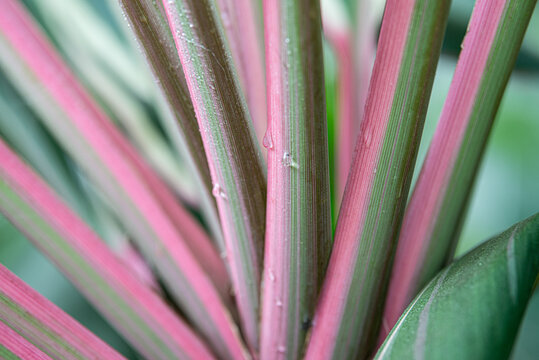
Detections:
0,0,537,358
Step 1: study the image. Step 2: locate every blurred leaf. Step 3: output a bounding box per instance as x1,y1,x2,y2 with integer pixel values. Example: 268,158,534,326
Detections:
0,264,125,359
0,214,137,358
0,139,214,359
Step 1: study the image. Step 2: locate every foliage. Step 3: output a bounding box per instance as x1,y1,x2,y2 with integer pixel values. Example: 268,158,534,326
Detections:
0,0,538,359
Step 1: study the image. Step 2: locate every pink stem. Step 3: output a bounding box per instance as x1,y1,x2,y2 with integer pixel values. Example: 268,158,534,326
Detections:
0,139,214,359
0,2,242,356
0,321,53,360
379,0,509,341
0,265,125,360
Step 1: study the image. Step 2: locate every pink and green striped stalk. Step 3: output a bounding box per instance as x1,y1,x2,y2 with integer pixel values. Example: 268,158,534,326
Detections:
380,0,538,339
304,0,451,358
0,1,243,356
0,90,94,228
117,0,224,248
1,321,53,360
0,264,125,360
33,0,199,207
0,85,162,292
162,0,267,351
261,0,332,358
0,139,216,359
0,0,229,292
215,0,267,147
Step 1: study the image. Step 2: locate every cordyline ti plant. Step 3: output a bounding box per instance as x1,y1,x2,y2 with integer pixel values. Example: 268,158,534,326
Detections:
0,0,538,358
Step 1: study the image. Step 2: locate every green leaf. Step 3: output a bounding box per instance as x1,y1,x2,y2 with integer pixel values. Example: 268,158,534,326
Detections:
376,213,539,360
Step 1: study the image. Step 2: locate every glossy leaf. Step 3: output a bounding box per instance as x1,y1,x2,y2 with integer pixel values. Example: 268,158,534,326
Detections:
376,213,539,360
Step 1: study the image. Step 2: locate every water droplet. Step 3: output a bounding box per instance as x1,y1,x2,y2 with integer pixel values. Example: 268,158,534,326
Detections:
397,183,404,199
212,183,228,200
276,299,283,307
263,130,274,150
220,251,227,259
282,152,299,169
363,129,373,147
373,168,377,174
277,345,286,353
221,12,231,28
284,37,290,44
268,269,275,282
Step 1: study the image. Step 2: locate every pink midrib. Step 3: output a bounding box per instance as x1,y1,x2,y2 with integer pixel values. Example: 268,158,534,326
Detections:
0,321,52,360
305,0,416,358
0,140,213,359
0,265,125,360
380,0,507,340
260,0,292,357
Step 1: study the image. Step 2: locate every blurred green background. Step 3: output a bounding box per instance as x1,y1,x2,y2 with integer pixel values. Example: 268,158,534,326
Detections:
0,0,538,359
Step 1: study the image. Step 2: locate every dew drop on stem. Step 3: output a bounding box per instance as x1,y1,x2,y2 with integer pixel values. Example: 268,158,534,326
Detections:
363,128,373,148
268,269,275,282
282,152,299,169
212,183,228,200
263,130,274,150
